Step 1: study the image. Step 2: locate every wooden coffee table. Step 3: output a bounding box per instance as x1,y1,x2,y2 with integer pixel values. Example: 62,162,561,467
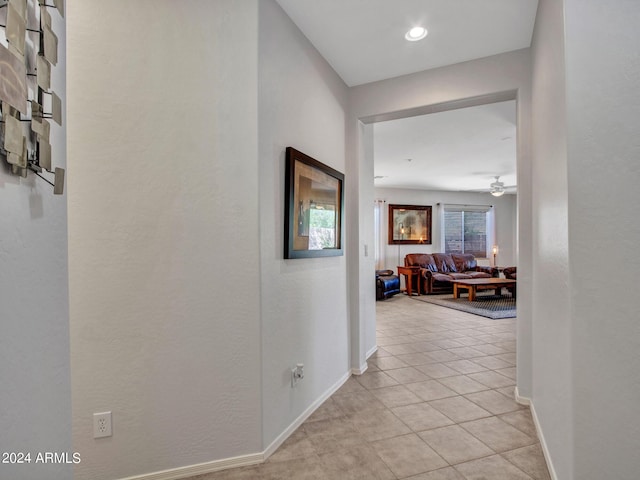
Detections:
451,278,516,301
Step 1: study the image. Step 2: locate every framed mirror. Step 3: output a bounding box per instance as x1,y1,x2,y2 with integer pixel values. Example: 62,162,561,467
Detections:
388,204,432,245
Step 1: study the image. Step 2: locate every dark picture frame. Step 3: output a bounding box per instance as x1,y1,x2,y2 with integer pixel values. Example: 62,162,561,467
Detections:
388,204,432,245
284,147,344,259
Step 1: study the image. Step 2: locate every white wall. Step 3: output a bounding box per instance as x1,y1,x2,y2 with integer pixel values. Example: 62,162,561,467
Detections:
374,188,517,274
530,1,573,478
258,0,350,448
564,1,640,478
348,50,533,386
0,9,70,480
67,2,262,479
531,1,640,477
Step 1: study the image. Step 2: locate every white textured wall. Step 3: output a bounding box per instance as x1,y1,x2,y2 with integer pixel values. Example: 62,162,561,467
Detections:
360,123,377,360
374,188,517,272
565,1,640,478
258,0,350,448
530,1,573,477
67,2,262,479
348,50,532,384
0,9,70,480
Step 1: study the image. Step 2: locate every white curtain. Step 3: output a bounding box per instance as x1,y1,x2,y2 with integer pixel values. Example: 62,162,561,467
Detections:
373,199,386,270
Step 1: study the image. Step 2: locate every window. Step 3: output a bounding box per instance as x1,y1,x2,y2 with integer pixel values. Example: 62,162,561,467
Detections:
443,205,493,257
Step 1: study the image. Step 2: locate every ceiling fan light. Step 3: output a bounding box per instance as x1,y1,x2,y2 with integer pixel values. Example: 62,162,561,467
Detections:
491,189,505,197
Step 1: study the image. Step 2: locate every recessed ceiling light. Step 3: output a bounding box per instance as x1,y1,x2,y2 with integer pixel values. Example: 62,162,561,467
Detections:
405,26,428,42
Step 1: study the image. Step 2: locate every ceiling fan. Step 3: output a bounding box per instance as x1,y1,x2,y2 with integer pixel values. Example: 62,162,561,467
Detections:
461,175,517,195
488,176,517,196
490,176,506,196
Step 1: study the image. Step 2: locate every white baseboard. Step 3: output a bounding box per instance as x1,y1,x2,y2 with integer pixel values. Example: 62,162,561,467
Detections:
262,370,351,458
351,363,368,375
522,396,558,480
514,386,531,405
118,371,352,480
350,345,377,375
118,453,263,480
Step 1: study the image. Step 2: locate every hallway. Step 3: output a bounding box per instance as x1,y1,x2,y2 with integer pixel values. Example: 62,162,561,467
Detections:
193,295,550,479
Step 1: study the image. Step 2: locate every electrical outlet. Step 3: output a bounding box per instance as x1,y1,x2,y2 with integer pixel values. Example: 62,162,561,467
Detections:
291,363,304,387
93,411,112,438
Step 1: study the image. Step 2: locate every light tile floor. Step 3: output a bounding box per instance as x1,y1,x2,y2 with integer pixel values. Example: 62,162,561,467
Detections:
192,294,550,480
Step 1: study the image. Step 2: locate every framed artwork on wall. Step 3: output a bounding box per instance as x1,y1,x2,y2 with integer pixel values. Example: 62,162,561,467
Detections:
388,204,432,245
284,147,344,259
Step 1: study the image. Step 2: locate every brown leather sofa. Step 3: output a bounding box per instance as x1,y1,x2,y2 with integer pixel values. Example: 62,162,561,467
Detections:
404,253,496,294
503,266,517,279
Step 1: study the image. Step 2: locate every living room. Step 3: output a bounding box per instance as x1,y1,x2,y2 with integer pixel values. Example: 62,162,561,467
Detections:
372,101,517,277
372,101,518,314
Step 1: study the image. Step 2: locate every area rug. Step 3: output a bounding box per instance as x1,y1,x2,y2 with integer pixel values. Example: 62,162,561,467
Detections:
412,292,516,319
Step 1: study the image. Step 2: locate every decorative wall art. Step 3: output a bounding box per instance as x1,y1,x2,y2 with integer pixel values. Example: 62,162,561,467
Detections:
0,0,65,194
388,204,432,245
284,147,344,259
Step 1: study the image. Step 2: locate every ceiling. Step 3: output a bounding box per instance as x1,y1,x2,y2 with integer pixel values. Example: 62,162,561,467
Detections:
373,101,517,193
275,0,539,87
275,1,537,193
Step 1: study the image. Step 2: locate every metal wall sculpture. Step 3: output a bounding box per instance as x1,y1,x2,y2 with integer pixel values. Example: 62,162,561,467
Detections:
0,0,65,194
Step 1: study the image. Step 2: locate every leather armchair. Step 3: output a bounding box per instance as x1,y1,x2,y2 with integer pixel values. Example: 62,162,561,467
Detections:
376,269,400,300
